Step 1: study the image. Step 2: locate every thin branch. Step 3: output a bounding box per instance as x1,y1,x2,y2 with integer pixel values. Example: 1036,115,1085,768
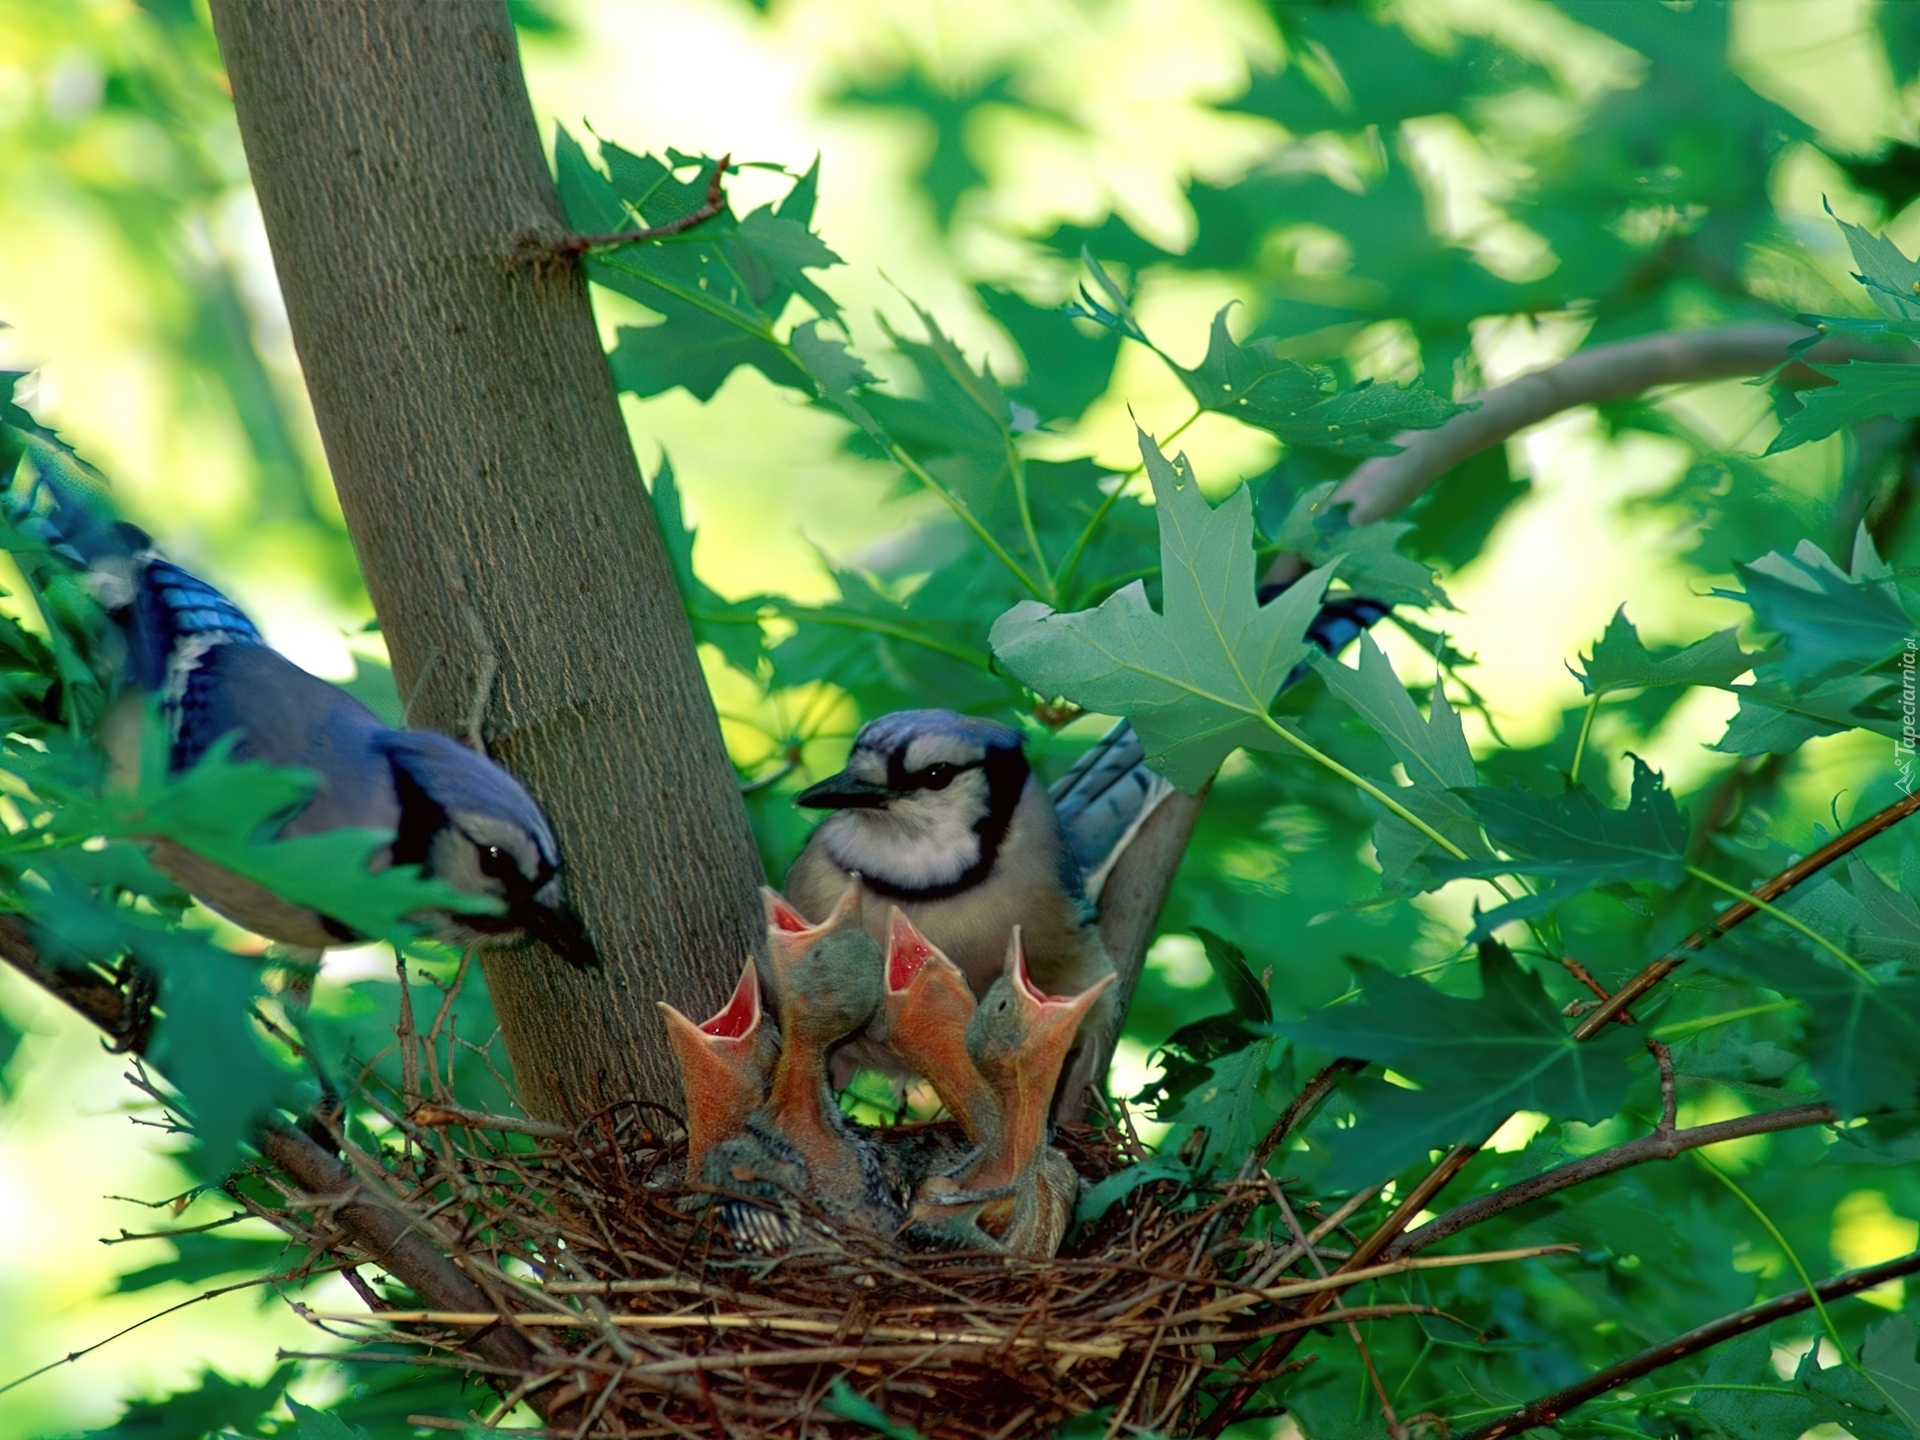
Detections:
0,914,540,1376
410,1103,572,1140
551,155,731,255
1388,1103,1837,1259
1329,326,1879,529
1459,1248,1920,1440
1576,790,1920,1036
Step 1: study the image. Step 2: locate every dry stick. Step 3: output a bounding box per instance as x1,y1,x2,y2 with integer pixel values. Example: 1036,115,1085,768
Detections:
1270,1179,1401,1436
1575,789,1920,1037
0,917,543,1379
550,155,731,255
410,1104,574,1140
1462,1248,1920,1440
1385,1103,1838,1260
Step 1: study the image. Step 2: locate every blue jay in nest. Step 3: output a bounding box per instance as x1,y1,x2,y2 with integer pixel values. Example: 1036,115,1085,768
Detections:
782,585,1387,1007
7,450,595,966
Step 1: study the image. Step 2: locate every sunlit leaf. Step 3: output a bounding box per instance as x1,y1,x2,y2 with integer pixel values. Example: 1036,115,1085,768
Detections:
993,430,1335,792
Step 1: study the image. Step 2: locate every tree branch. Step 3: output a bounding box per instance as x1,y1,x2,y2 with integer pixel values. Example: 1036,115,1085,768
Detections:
0,916,540,1377
1386,1103,1837,1259
1575,789,1920,1037
1460,1248,1920,1440
1332,325,1876,528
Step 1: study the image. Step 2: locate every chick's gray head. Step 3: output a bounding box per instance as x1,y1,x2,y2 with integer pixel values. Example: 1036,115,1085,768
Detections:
796,710,1030,898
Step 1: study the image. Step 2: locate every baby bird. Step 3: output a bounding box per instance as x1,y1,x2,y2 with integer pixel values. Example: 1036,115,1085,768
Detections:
700,881,900,1244
784,711,1113,1015
903,930,1114,1256
878,908,999,1148
657,958,776,1175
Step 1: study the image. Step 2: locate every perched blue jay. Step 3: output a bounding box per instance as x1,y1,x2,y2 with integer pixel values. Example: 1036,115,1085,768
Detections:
782,586,1389,1006
7,446,594,965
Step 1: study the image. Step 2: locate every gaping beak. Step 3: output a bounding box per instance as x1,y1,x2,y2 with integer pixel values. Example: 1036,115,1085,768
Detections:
1004,928,1114,1030
885,908,939,996
795,770,894,810
516,888,601,970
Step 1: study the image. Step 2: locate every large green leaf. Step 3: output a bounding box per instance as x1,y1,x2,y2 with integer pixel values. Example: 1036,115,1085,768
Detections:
1282,942,1639,1187
1573,608,1763,695
1310,634,1494,889
1714,936,1920,1117
1456,758,1688,887
1767,362,1920,453
1719,534,1916,681
991,429,1334,792
646,455,767,674
86,1364,294,1440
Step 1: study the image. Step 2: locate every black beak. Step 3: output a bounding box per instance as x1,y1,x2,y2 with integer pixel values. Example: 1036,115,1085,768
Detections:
794,771,894,810
515,896,601,970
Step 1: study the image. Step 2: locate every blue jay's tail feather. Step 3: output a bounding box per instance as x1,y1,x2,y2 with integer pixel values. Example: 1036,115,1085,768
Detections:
4,440,264,694
1050,583,1393,898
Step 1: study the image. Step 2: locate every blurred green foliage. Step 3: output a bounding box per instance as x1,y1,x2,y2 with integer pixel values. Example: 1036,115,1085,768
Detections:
4,0,1920,1438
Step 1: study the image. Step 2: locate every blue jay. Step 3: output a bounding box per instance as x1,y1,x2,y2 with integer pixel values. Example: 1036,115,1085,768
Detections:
782,584,1390,1008
6,445,595,965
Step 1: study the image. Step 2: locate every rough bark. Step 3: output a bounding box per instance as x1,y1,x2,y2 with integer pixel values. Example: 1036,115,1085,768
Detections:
207,0,762,1120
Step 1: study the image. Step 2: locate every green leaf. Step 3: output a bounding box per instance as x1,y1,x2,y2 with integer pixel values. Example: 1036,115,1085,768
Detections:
1719,533,1915,681
1837,210,1920,323
287,1398,376,1440
1784,857,1920,962
1311,633,1493,889
823,1382,926,1440
1173,306,1332,427
646,455,766,674
1073,1156,1193,1228
1690,1331,1819,1440
1713,936,1920,1117
1714,673,1902,753
1770,360,1920,451
1192,926,1273,1024
1861,1315,1920,1438
0,1005,20,1098
1453,757,1689,892
1161,1036,1289,1176
86,1364,294,1440
1273,484,1449,608
1573,607,1763,695
1172,307,1467,456
991,429,1335,792
1282,941,1639,1187
30,877,293,1179
976,284,1120,426
112,1229,299,1295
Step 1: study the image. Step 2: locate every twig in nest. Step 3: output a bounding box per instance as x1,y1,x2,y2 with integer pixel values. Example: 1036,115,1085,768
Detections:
552,156,732,256
409,1103,572,1140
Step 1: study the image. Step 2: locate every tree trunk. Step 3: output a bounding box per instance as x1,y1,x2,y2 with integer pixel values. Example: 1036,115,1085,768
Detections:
207,0,762,1120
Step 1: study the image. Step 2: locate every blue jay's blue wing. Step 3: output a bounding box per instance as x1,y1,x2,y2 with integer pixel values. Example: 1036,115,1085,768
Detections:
1051,581,1393,898
1048,720,1170,903
4,432,595,965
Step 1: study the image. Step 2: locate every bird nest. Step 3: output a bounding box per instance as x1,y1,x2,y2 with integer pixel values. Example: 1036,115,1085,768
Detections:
267,1093,1353,1438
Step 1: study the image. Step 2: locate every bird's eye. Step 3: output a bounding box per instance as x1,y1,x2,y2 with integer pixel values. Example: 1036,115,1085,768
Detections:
477,843,515,879
920,762,957,789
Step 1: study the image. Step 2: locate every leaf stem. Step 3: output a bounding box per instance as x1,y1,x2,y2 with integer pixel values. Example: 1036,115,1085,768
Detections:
1683,864,1873,983
1259,715,1470,861
1690,1149,1853,1369
1652,1000,1797,1041
885,442,1047,602
1005,439,1055,604
1054,406,1203,602
1569,693,1602,787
